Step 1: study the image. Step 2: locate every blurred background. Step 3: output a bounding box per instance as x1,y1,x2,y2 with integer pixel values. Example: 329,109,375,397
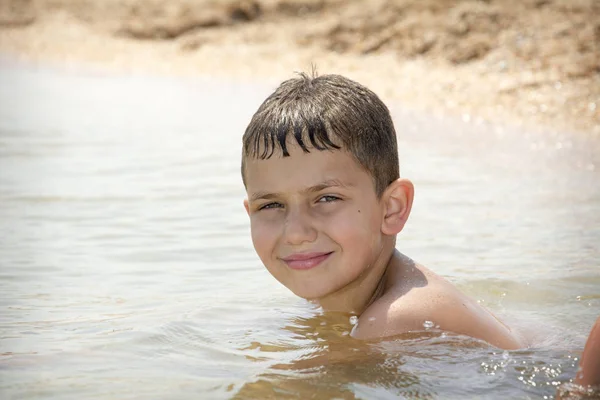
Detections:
0,0,598,132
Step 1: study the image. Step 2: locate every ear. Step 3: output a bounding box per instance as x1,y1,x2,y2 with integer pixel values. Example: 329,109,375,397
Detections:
243,198,250,216
381,178,414,236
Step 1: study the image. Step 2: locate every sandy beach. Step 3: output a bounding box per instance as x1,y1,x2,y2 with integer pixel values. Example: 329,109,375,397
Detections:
1,0,598,133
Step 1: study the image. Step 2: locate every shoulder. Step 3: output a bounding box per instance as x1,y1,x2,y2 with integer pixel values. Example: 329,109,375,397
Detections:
352,266,524,349
351,276,460,339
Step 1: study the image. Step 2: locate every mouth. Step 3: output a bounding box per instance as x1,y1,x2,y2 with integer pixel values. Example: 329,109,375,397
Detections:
281,251,333,270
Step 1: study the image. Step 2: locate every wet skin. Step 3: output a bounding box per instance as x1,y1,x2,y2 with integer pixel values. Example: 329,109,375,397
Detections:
243,144,524,350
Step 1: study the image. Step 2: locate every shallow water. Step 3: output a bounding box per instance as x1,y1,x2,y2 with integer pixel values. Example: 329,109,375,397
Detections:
0,61,599,399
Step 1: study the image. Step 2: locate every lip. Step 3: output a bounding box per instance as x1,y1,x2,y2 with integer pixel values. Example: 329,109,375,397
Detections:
281,252,333,270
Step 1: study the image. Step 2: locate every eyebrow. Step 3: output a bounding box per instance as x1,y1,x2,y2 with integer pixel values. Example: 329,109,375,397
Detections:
249,179,353,202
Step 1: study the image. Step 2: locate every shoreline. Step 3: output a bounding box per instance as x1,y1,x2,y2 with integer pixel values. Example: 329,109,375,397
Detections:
1,1,598,135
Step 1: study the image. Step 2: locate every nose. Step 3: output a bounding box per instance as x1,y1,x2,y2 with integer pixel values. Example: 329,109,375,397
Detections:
283,207,317,245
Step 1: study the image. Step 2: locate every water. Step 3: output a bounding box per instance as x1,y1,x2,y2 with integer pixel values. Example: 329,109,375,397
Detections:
0,61,599,399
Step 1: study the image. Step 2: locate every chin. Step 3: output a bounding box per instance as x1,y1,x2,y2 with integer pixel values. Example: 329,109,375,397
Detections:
290,287,325,301
288,281,340,302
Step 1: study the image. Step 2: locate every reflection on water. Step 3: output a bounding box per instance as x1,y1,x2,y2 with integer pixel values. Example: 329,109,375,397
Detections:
0,60,599,399
234,310,583,399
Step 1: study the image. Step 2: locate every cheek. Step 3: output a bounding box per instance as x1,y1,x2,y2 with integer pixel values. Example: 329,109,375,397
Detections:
250,218,278,257
326,206,382,248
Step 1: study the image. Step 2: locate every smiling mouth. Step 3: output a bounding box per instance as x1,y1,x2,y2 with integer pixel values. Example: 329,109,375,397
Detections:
281,252,333,270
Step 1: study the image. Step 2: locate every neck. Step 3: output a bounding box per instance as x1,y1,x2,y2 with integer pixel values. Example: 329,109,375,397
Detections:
316,240,395,315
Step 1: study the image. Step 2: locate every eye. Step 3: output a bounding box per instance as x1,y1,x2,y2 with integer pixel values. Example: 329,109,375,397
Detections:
317,195,341,203
258,202,283,211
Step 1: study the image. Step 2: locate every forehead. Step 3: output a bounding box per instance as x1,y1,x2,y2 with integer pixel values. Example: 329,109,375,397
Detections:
244,146,372,194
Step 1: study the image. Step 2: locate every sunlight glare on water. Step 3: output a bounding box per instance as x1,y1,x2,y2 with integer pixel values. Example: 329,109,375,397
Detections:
0,61,599,399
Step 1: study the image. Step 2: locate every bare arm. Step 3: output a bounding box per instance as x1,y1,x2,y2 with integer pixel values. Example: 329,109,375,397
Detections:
576,317,600,387
556,317,600,399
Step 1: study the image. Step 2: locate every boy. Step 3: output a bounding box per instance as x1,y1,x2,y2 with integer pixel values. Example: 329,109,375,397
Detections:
241,72,524,350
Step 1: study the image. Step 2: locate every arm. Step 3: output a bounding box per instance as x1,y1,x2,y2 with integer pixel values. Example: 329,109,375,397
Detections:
556,317,600,399
576,317,600,387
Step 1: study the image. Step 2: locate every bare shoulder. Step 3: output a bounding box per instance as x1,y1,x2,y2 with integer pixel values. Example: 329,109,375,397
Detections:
352,258,524,350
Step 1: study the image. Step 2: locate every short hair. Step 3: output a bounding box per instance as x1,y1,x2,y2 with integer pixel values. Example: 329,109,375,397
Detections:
241,73,399,197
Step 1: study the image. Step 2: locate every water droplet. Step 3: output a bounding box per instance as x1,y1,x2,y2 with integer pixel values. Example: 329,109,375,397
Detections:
349,316,358,325
368,317,376,322
423,320,435,329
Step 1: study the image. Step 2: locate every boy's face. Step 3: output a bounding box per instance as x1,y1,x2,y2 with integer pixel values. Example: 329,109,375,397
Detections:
243,144,388,300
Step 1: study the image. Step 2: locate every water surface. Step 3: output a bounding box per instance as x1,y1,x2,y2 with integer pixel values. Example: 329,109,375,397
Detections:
0,62,599,399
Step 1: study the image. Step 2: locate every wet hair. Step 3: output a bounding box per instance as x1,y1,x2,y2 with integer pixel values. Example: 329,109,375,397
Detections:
241,72,399,197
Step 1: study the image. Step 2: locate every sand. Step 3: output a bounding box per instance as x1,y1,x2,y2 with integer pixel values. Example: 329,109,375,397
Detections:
0,0,598,133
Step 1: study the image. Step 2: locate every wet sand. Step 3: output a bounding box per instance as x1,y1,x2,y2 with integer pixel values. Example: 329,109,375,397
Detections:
0,0,598,133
